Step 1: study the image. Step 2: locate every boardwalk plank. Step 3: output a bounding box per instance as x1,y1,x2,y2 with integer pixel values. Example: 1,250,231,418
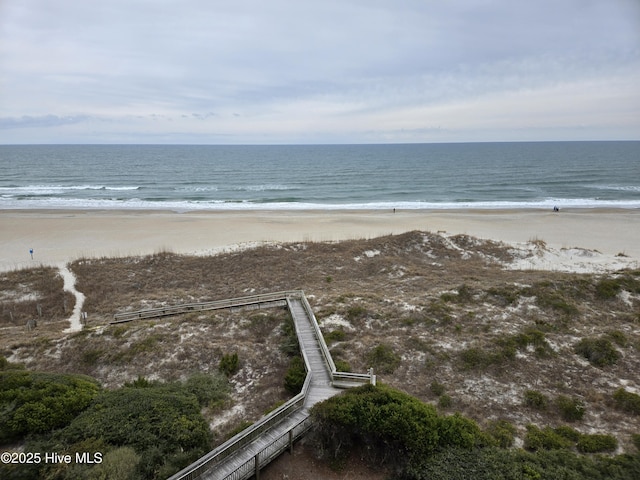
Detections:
194,297,341,480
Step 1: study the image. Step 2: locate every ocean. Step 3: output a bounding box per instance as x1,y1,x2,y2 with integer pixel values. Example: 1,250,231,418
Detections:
1,142,639,211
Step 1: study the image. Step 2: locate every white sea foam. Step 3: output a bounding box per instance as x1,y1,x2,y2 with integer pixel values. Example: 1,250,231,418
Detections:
1,197,640,211
1,143,638,211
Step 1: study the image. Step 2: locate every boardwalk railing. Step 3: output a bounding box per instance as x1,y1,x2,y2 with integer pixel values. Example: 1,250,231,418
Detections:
113,290,377,388
119,290,375,480
168,372,313,480
112,291,298,323
298,294,376,388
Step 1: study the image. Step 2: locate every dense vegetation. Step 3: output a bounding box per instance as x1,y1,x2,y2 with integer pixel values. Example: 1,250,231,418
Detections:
2,233,640,478
311,384,640,479
0,365,100,443
0,358,229,480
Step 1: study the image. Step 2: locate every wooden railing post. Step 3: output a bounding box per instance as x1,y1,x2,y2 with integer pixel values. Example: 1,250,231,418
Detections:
255,452,260,479
289,429,293,454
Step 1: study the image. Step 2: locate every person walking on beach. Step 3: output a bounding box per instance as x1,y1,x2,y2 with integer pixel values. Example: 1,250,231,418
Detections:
29,248,34,259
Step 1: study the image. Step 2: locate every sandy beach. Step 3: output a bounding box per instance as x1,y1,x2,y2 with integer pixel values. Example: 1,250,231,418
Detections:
1,208,639,272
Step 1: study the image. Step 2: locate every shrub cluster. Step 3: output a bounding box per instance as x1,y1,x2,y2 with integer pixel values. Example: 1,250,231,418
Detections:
613,388,640,415
59,384,212,472
523,391,585,421
284,356,307,394
556,395,586,422
410,446,638,480
574,337,621,367
576,434,618,454
219,352,240,377
595,278,622,299
525,425,617,454
595,273,640,300
279,313,300,356
523,389,550,410
0,369,100,443
334,359,352,373
485,420,517,448
367,343,401,374
311,384,487,473
310,385,636,478
524,425,576,451
0,367,228,480
323,328,347,345
459,329,553,370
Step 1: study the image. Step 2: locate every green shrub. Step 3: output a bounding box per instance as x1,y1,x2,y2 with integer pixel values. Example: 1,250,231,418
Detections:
524,425,574,451
0,370,100,443
613,388,640,415
606,330,628,347
460,329,553,371
219,352,240,377
334,359,351,372
556,395,585,422
459,347,497,369
311,384,484,469
574,337,620,367
58,384,212,477
406,445,640,480
486,420,517,448
345,304,367,321
524,390,550,410
284,356,307,394
497,329,554,358
183,372,230,408
576,434,618,453
632,433,640,451
430,381,446,397
89,446,141,480
485,285,520,306
535,290,579,315
595,278,622,299
367,343,401,374
324,329,346,345
438,394,452,409
554,425,581,442
280,314,300,356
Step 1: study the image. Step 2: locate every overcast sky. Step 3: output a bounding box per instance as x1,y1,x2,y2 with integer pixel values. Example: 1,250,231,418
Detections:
1,0,639,144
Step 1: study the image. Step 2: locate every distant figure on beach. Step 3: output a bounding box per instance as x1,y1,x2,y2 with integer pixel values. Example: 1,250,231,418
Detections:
29,248,34,259
553,206,559,212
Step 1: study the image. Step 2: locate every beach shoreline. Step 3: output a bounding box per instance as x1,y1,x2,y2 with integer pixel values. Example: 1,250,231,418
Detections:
1,208,638,272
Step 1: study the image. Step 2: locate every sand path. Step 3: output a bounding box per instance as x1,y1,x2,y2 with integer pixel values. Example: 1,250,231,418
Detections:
59,264,85,333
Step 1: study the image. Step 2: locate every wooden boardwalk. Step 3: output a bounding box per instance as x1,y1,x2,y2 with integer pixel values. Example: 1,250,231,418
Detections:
168,293,364,480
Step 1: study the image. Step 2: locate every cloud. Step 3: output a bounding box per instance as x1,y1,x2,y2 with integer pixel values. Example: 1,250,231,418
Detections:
1,0,639,143
0,115,90,129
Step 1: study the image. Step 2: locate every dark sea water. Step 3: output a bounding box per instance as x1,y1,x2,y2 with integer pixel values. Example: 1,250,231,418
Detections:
1,142,639,210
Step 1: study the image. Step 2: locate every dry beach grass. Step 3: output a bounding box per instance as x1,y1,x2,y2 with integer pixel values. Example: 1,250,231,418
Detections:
2,230,639,470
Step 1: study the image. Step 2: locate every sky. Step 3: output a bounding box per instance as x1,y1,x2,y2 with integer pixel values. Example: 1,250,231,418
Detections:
1,0,639,144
